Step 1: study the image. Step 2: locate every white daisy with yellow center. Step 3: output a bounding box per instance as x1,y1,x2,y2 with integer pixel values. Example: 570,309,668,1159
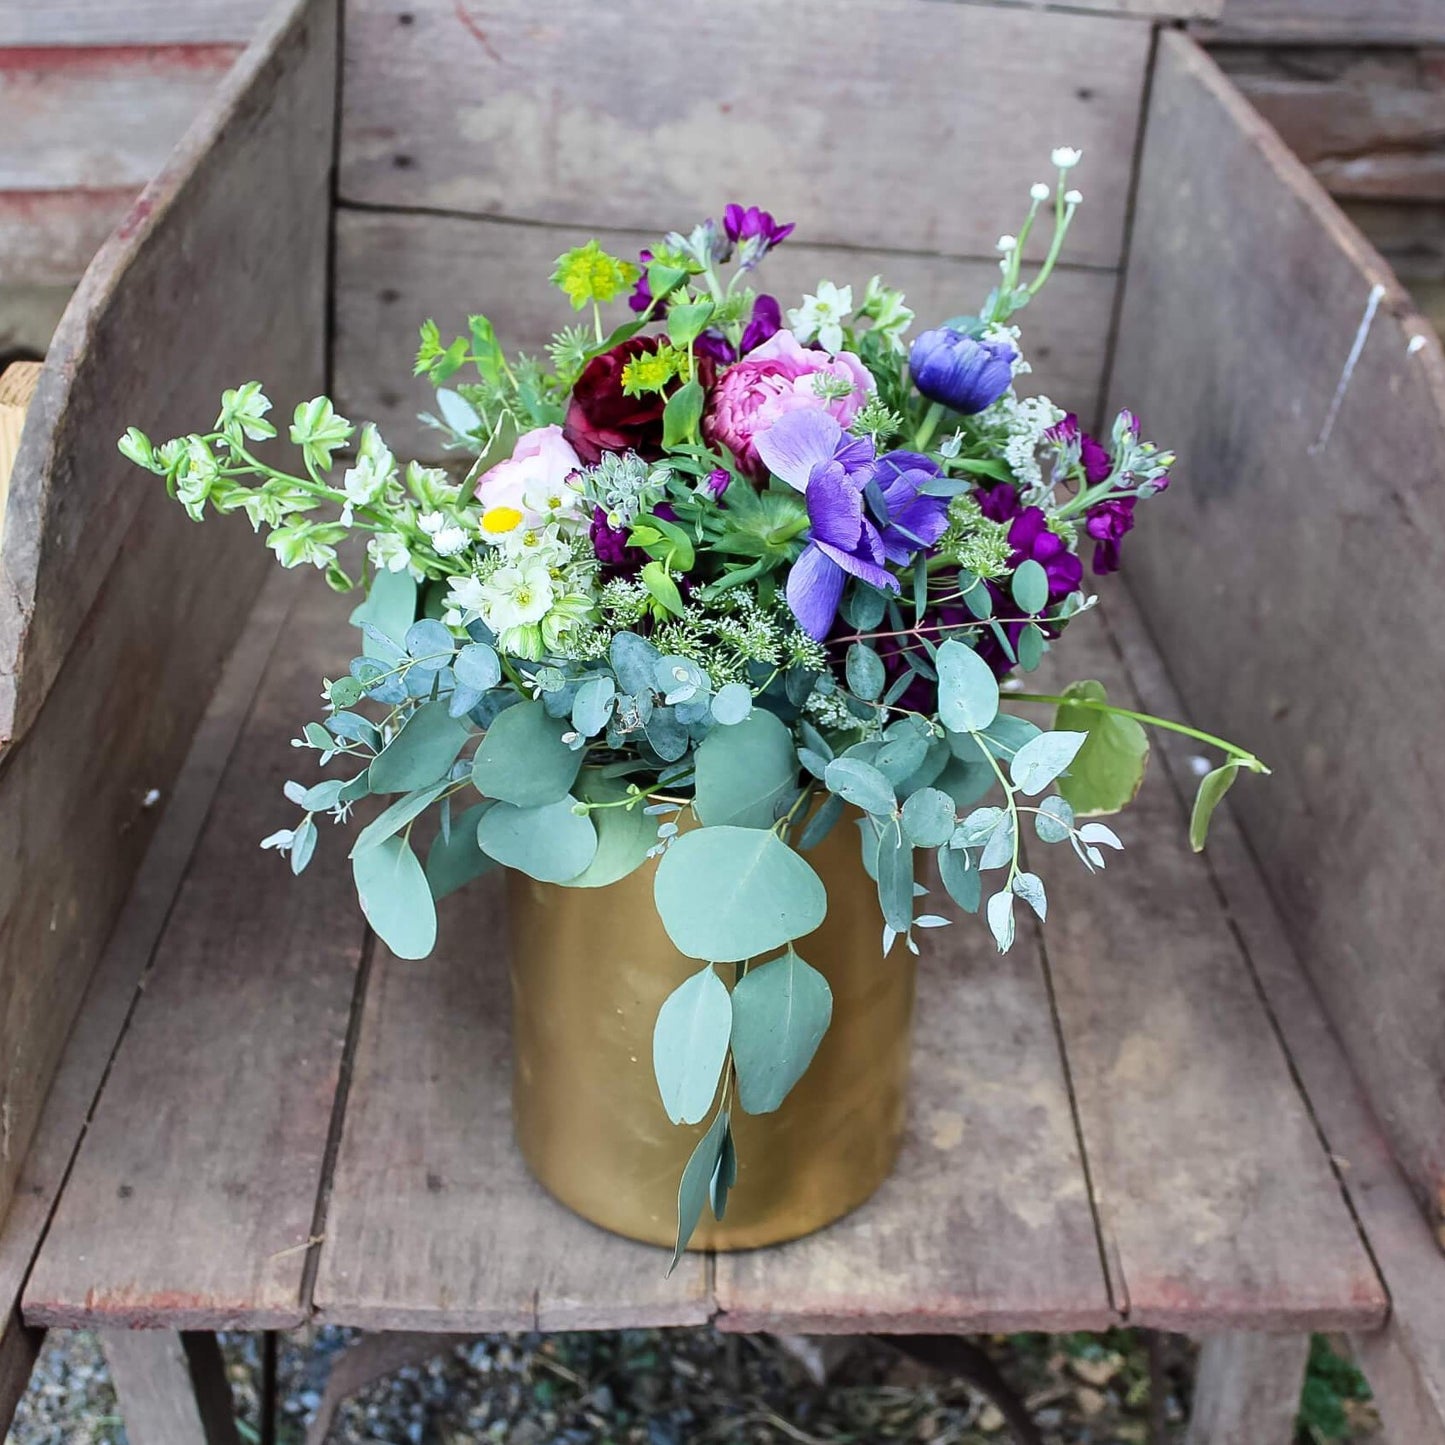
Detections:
478,559,555,633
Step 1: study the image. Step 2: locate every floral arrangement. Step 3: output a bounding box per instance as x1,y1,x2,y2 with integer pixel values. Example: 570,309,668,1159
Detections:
120,154,1265,1260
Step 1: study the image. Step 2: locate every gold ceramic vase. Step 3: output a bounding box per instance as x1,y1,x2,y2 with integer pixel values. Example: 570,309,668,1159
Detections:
507,811,918,1251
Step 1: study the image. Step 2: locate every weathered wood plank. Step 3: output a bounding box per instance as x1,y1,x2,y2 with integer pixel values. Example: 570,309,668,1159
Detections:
1106,569,1445,1443
0,1312,40,1439
1108,29,1445,1228
333,208,1119,462
1024,606,1385,1331
713,889,1113,1336
1214,45,1445,203
314,871,714,1333
0,3,269,44
0,570,296,1410
22,582,368,1331
0,0,334,753
337,0,1149,270
0,0,334,1292
0,190,141,288
0,45,239,192
0,361,40,543
0,285,70,362
1206,0,1445,43
102,1332,241,1445
1183,1333,1309,1445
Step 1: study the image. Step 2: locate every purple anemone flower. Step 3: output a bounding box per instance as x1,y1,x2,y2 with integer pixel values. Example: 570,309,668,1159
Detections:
755,410,895,640
723,205,795,270
869,450,951,564
909,329,1017,414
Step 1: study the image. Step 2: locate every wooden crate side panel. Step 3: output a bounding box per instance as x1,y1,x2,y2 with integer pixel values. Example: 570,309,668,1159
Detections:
0,0,335,1251
0,191,140,291
1108,32,1445,1213
337,0,1150,271
1207,0,1445,43
0,0,335,751
0,2,270,44
333,209,1119,462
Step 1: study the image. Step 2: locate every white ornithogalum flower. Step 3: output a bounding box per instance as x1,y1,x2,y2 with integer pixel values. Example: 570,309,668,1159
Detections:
1065,189,1083,206
788,281,853,354
480,559,555,632
499,522,568,564
342,439,394,518
417,510,470,557
1051,146,1083,170
1030,182,1050,202
523,471,585,525
367,532,412,574
997,234,1017,254
443,573,489,628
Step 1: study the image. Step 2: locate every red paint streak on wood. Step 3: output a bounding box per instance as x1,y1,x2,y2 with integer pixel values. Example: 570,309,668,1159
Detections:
0,43,241,75
451,1,503,64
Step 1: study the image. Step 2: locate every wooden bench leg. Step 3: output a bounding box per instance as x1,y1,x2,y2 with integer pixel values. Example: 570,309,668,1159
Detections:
101,1331,241,1445
1184,1332,1310,1445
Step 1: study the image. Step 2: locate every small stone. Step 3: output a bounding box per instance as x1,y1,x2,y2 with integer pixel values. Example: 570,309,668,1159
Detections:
978,1402,1006,1433
1077,1385,1108,1417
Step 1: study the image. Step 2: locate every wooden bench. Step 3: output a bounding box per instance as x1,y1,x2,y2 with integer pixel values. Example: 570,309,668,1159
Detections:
1,0,1444,1440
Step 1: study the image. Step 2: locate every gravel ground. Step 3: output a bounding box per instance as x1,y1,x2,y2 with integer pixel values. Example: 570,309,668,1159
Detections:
6,1326,1380,1445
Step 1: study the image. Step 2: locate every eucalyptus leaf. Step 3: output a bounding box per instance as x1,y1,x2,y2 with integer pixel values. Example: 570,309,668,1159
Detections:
671,1109,728,1273
653,964,733,1125
1034,795,1075,843
653,827,827,963
471,700,582,806
563,773,656,888
1012,870,1047,921
353,835,437,959
405,618,454,669
572,675,617,738
900,787,956,848
351,569,417,660
986,888,1016,952
936,639,1000,733
1009,730,1088,796
477,796,598,882
823,757,895,817
1055,680,1150,816
937,844,981,913
730,948,833,1114
454,641,502,692
694,710,797,828
368,701,470,794
1011,559,1049,615
845,643,885,702
798,792,845,851
710,682,753,726
611,632,661,695
350,779,450,856
875,823,915,934
290,816,317,876
425,803,496,899
710,1123,738,1222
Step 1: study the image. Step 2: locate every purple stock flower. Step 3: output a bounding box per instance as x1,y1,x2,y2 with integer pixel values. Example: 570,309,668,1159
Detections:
976,483,1023,524
590,507,635,569
909,329,1016,414
723,205,794,269
693,294,782,366
1085,497,1135,575
1008,507,1083,602
706,468,731,498
628,249,657,315
1080,429,1112,486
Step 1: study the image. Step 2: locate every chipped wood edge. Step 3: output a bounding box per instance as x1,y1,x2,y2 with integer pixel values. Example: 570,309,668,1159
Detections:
0,362,41,553
0,0,319,757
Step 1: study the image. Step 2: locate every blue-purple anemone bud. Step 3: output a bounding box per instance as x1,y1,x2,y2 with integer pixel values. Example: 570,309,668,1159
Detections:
909,329,1017,414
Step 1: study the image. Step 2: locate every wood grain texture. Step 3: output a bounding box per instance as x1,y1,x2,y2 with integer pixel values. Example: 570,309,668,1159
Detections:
0,573,296,1398
1105,574,1445,1441
0,1311,39,1440
713,896,1112,1336
333,208,1119,462
0,190,143,288
0,45,240,192
23,583,367,1331
1183,1333,1309,1445
0,361,40,546
1108,30,1445,1229
0,2,270,44
0,0,334,753
314,872,714,1333
102,1332,241,1445
1026,606,1385,1331
337,0,1149,270
1206,0,1445,43
1214,45,1445,203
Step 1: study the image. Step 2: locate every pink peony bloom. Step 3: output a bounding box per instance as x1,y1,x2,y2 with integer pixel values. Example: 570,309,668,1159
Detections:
474,425,582,529
703,331,875,480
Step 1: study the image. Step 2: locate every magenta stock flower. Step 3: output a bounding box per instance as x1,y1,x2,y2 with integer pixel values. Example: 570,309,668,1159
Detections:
723,205,794,270
1085,497,1136,574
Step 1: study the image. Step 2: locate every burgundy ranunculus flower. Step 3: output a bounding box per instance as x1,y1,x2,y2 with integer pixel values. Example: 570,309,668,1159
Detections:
564,336,667,464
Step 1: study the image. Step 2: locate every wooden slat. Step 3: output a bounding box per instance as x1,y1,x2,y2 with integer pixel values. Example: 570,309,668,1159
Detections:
22,583,369,1331
1183,1333,1310,1445
0,2,271,45
0,360,40,543
101,1332,241,1445
337,0,1149,270
1214,45,1445,203
0,190,144,289
1205,0,1445,43
1108,30,1445,1225
314,873,714,1333
0,45,239,192
0,570,296,1428
1025,606,1385,1330
0,0,334,755
713,901,1113,1335
1106,575,1445,1441
333,209,1120,462
0,0,334,1289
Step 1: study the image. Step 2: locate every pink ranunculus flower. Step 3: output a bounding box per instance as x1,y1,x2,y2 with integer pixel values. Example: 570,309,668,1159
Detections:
474,425,583,534
703,331,875,480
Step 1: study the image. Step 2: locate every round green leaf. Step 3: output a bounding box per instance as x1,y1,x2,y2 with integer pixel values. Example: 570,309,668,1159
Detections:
425,802,497,900
653,964,732,1125
710,682,753,726
1011,559,1049,615
454,642,502,691
471,699,582,806
653,826,827,963
936,639,999,734
562,773,656,888
367,701,470,794
823,756,895,817
477,796,597,882
730,949,833,1115
900,787,957,848
1009,730,1088,796
352,835,437,959
1054,680,1150,817
845,643,885,701
694,709,798,828
937,843,981,913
